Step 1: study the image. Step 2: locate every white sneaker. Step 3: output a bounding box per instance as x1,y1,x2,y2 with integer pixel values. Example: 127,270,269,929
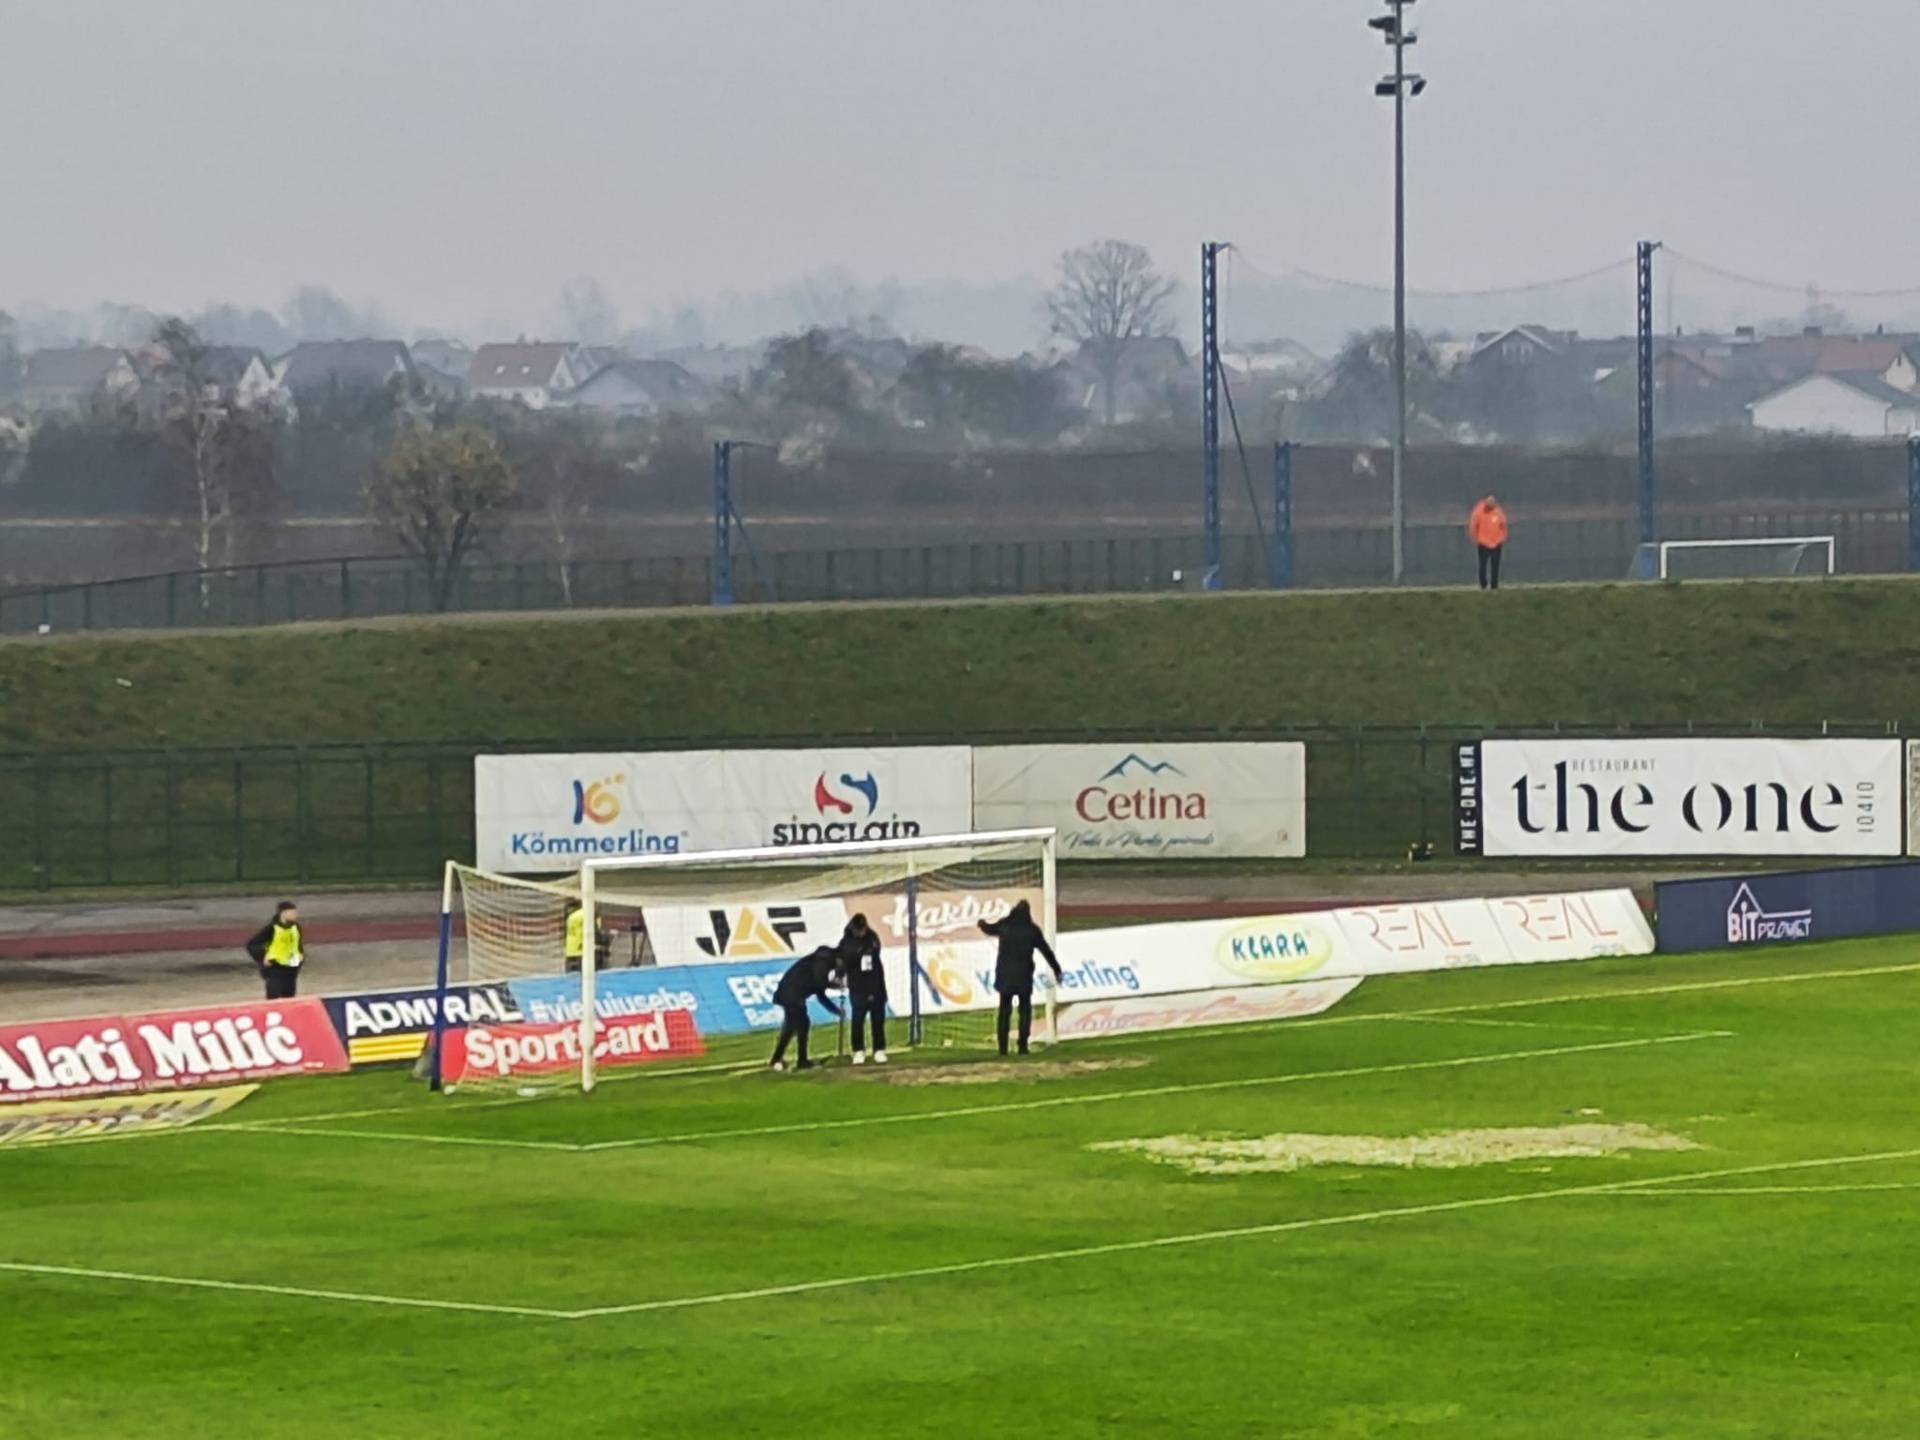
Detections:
852,1051,867,1065
874,1050,888,1064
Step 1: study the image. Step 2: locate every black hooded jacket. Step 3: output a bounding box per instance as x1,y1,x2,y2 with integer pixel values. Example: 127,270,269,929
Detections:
773,947,844,1011
838,920,886,1003
979,901,1061,996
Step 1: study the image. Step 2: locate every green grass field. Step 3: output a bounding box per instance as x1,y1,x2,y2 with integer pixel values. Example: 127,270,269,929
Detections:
5,937,1919,1438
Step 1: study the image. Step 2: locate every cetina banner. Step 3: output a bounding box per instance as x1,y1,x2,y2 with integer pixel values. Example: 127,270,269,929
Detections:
474,748,973,871
972,744,1306,859
1458,739,1902,858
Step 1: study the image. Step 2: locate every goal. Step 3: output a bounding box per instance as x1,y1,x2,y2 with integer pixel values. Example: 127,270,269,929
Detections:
426,828,1057,1094
1632,535,1836,581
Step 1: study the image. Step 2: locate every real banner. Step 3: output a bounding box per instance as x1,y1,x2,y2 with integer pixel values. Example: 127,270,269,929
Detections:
474,747,973,872
1459,739,1902,858
972,744,1306,859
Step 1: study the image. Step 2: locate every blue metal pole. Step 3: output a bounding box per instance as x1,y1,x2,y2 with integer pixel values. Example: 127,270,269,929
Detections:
712,441,734,606
1272,442,1295,588
1908,436,1920,572
427,864,455,1091
1201,242,1222,591
1637,240,1659,547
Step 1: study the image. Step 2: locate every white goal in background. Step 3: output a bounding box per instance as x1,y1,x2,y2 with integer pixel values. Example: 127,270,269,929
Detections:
1634,535,1836,581
429,828,1057,1094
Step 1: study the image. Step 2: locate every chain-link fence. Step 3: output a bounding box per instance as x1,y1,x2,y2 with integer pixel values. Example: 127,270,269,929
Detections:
0,724,1903,892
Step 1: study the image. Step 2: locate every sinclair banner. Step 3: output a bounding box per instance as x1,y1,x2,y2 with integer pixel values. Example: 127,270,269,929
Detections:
1455,738,1903,859
474,748,973,871
972,744,1306,859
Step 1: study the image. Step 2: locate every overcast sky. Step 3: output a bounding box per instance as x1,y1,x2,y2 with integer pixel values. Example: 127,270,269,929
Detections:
5,0,1918,346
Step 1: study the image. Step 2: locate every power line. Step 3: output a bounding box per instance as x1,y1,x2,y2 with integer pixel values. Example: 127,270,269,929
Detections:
1663,249,1920,301
1226,247,1631,300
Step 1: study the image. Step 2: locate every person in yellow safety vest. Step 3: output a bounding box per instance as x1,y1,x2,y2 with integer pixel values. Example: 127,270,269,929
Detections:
563,902,612,975
245,901,304,1001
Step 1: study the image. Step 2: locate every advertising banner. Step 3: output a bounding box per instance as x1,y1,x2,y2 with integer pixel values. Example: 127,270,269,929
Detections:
0,1000,349,1105
474,747,972,871
440,1011,703,1087
322,983,521,1066
642,899,855,967
972,744,1306,859
507,960,852,1036
1909,741,1920,857
1654,861,1920,953
1465,739,1902,858
1052,979,1361,1040
0,1085,257,1147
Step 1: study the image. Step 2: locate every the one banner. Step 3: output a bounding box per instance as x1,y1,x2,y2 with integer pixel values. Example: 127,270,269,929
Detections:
474,748,973,871
1655,861,1920,953
972,744,1306,859
1053,979,1361,1040
0,1085,257,1146
440,1011,703,1086
322,983,522,1066
1908,741,1920,857
0,1000,349,1105
1466,739,1902,858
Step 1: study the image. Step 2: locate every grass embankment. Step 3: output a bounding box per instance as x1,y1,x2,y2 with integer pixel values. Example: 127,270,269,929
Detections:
2,579,1915,890
1,577,1918,753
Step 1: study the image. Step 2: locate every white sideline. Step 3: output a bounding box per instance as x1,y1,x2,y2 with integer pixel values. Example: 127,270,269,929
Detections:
10,1145,1916,1322
0,1260,572,1319
9,1147,1917,1322
191,1031,1730,1155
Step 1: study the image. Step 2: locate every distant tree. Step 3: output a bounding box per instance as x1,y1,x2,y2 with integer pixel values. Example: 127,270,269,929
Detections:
492,409,626,605
747,328,865,427
283,285,382,341
1302,327,1443,443
558,277,621,347
193,303,294,355
1046,239,1176,426
893,345,1070,444
147,318,281,591
363,423,518,610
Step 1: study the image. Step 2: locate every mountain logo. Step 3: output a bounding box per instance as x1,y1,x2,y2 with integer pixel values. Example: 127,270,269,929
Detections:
1099,753,1186,782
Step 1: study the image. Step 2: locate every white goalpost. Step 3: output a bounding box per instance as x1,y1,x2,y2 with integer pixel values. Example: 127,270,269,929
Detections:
428,827,1058,1094
1634,535,1837,581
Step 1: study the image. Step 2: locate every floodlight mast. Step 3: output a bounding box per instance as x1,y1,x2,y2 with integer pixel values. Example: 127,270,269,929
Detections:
1369,0,1424,584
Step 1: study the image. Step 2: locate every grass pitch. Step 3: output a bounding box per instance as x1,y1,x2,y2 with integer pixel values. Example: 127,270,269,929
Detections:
4,937,1919,1438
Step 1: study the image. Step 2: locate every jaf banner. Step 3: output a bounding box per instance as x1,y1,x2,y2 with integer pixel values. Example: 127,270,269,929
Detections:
1457,739,1902,858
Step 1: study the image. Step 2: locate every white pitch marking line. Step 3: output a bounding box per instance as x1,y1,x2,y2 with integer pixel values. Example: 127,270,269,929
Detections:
573,1031,1730,1154
202,1123,581,1152
1608,1183,1920,1196
12,1146,1917,1322
0,1260,571,1320
561,1146,1920,1319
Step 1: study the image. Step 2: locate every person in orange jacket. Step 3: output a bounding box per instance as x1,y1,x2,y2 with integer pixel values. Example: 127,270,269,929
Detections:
1468,494,1509,590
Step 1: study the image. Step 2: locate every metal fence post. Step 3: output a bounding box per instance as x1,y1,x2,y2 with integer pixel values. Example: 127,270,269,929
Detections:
1272,442,1295,588
339,559,352,618
1908,436,1920,572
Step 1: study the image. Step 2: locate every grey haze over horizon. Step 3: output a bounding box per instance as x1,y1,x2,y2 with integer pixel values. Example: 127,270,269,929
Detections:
5,0,1919,355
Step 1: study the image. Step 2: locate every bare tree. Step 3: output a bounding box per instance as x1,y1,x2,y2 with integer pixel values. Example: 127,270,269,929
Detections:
1046,239,1176,426
363,423,518,610
494,410,624,605
148,318,280,599
559,277,621,347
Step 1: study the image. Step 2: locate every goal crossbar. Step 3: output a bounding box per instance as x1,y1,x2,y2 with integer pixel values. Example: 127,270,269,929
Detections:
575,827,1058,1090
1654,535,1835,580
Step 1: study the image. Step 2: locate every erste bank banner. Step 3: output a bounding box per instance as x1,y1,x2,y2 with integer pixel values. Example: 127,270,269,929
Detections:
474,748,972,872
972,744,1306,859
1457,739,1902,858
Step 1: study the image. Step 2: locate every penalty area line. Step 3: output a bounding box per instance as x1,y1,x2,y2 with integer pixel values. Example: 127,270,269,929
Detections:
566,1145,1920,1319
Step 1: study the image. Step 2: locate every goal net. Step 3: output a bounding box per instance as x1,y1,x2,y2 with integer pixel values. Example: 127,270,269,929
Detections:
427,828,1057,1094
1632,535,1836,581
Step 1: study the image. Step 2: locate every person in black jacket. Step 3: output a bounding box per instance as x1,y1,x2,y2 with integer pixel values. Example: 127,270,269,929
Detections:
837,913,887,1065
245,901,305,1000
979,900,1062,1057
769,946,844,1072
